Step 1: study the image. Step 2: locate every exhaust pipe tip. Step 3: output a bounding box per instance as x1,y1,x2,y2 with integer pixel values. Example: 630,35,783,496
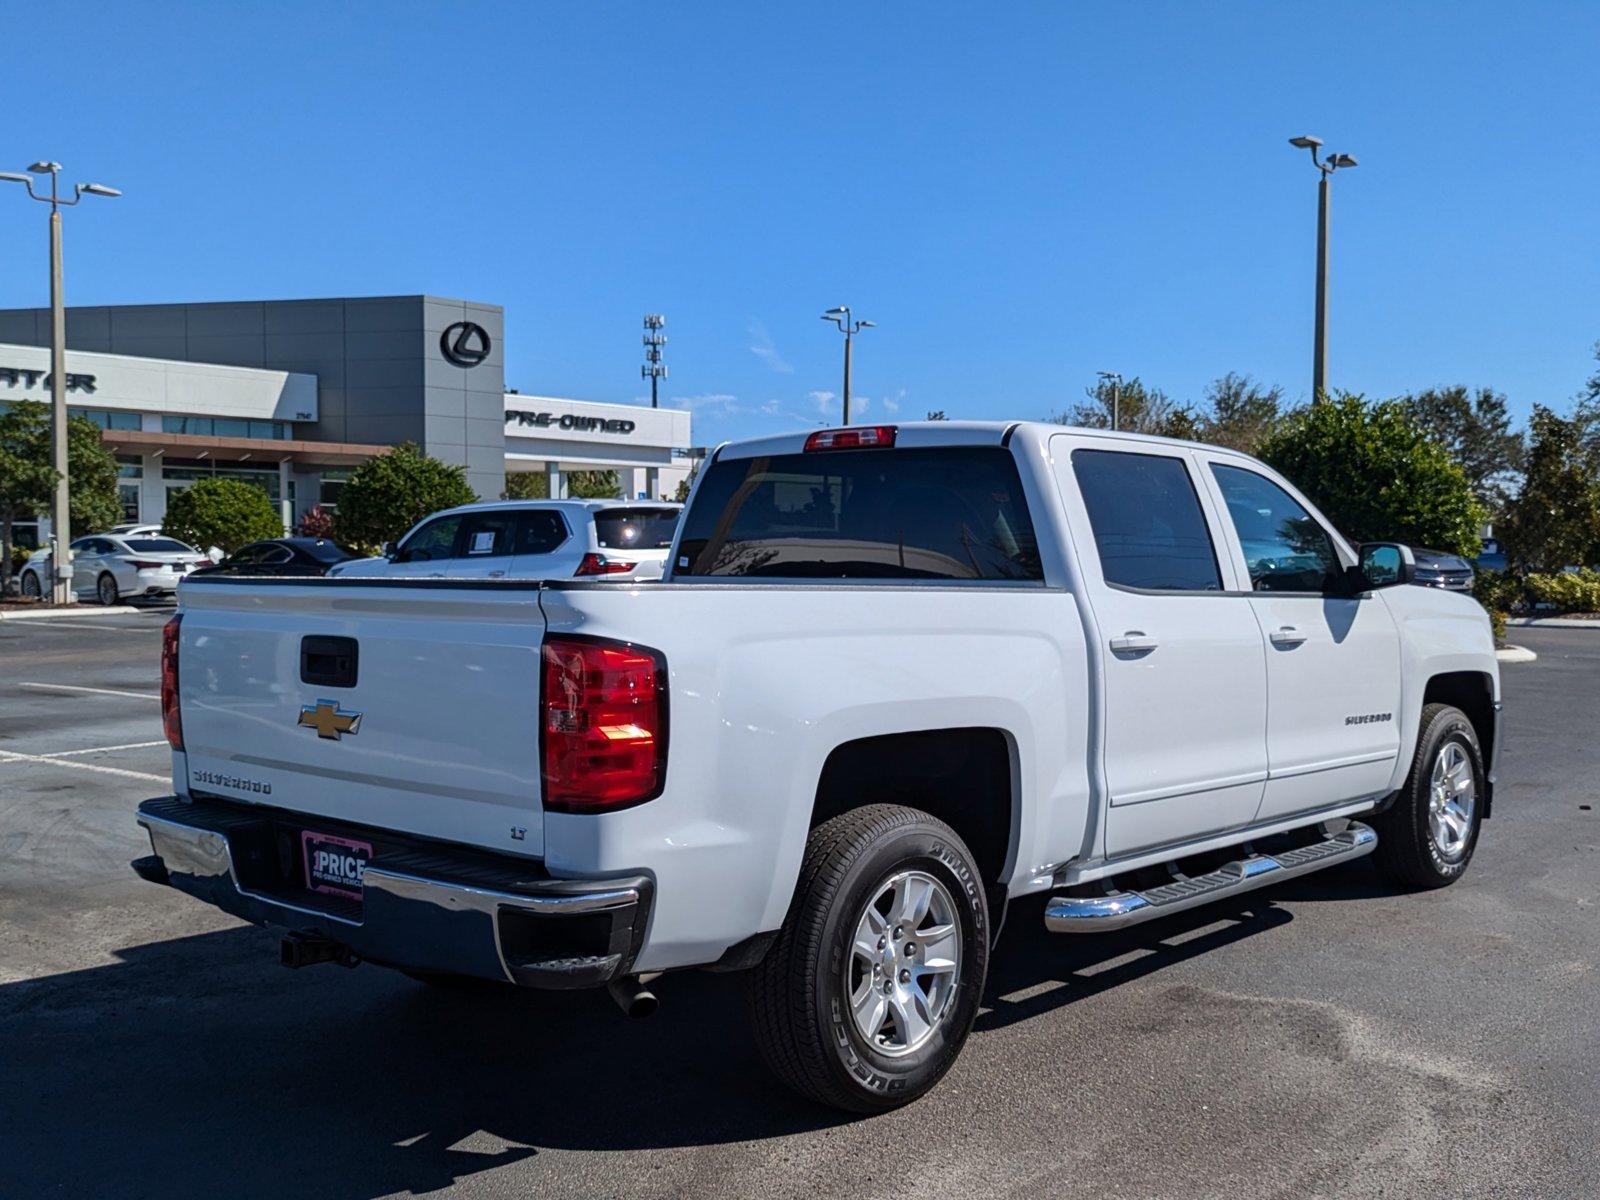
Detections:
607,975,659,1020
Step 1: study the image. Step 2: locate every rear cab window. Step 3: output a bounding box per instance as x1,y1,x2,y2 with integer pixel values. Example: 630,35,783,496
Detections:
595,507,680,551
675,446,1043,582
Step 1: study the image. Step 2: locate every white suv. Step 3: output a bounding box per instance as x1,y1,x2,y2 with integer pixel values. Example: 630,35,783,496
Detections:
328,499,683,581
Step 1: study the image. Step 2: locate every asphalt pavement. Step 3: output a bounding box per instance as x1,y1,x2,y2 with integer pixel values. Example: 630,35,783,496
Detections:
1,615,1596,1199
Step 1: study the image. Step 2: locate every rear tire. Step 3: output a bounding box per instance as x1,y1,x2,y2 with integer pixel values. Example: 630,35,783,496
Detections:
97,573,119,606
1371,702,1484,889
746,804,989,1113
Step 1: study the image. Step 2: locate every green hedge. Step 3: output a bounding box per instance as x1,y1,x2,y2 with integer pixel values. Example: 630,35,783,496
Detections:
1526,569,1600,613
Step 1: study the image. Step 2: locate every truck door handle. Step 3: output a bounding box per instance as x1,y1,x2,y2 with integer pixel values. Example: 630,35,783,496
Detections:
1109,632,1158,654
1269,626,1308,648
488,569,506,578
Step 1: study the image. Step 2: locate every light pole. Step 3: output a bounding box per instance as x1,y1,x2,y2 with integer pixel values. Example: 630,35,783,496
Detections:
820,306,875,424
1097,371,1123,431
1287,135,1356,402
641,313,667,408
0,163,120,605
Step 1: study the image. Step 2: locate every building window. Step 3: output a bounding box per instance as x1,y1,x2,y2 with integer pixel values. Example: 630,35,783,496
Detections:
319,469,351,511
161,415,289,439
67,407,141,430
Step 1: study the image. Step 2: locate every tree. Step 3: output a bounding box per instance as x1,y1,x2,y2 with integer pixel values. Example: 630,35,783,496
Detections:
162,478,283,554
1196,373,1287,453
568,469,620,499
1497,405,1600,573
1256,393,1487,557
332,443,477,553
1399,386,1524,512
1575,341,1600,471
1052,376,1194,437
0,399,121,593
503,471,548,500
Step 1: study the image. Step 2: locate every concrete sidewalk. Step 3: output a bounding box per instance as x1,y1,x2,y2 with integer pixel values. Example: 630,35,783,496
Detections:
0,604,143,621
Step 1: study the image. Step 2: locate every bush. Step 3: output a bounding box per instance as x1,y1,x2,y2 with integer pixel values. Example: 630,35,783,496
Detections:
297,504,335,538
1471,568,1521,642
1526,569,1600,613
162,478,283,554
332,443,477,554
1257,394,1487,557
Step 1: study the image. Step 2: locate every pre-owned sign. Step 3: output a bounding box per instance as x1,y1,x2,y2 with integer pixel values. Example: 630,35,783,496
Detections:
508,410,637,435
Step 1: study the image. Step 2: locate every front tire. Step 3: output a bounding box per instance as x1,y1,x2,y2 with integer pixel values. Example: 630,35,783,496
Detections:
97,573,119,606
21,570,41,599
1371,702,1484,889
747,804,989,1113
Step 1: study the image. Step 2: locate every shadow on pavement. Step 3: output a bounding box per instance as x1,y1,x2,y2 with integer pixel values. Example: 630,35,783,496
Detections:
0,878,1327,1198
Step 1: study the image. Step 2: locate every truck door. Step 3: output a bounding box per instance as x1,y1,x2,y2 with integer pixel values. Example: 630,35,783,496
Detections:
1198,459,1402,821
1051,438,1270,858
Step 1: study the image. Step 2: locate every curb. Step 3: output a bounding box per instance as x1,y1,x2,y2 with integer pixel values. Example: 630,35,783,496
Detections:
1495,644,1537,663
1506,617,1600,630
0,605,143,621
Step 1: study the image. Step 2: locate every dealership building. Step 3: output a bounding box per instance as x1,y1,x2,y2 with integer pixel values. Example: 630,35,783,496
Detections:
0,295,694,547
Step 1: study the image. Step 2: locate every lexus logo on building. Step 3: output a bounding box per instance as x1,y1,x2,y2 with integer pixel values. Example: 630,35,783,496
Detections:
440,321,491,368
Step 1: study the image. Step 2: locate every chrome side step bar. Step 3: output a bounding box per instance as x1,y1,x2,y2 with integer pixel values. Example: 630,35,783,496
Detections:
1044,822,1377,933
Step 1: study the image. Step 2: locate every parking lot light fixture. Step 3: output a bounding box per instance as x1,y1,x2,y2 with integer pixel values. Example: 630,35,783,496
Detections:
2,160,121,605
820,306,874,424
1287,134,1357,403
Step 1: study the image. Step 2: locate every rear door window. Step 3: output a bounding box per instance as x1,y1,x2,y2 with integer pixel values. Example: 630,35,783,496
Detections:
458,512,518,559
676,446,1043,581
1070,449,1222,591
595,507,679,551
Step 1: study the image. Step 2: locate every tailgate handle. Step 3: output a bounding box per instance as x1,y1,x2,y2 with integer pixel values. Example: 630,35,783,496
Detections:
301,636,359,688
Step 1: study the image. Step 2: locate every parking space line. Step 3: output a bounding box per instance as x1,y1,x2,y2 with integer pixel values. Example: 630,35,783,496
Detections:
17,682,160,701
9,620,165,633
42,741,167,758
0,749,166,783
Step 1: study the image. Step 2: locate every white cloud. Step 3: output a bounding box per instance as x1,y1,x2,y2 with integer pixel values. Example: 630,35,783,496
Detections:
748,320,793,374
668,392,744,416
808,389,837,417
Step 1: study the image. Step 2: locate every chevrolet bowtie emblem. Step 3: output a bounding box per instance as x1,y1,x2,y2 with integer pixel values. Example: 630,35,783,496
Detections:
298,699,363,740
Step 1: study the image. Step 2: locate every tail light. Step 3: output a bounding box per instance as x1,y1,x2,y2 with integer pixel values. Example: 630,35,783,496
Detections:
804,425,897,451
126,559,164,569
575,553,636,576
161,614,183,750
541,635,666,813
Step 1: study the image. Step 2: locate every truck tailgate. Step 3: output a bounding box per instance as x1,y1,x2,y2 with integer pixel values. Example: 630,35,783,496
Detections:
176,580,548,856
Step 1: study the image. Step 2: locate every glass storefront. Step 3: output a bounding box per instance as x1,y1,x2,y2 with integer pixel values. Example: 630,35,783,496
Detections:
117,455,142,522
162,458,282,508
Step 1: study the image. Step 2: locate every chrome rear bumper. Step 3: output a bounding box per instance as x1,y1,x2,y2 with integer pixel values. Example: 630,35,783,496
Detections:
136,795,650,988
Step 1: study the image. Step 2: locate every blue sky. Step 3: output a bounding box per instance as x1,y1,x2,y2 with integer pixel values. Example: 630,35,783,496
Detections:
2,2,1597,446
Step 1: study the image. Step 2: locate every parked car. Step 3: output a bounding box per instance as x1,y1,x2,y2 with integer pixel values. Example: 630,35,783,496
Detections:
190,537,358,578
20,534,209,604
135,422,1499,1113
1475,538,1508,573
1410,547,1475,592
328,499,683,581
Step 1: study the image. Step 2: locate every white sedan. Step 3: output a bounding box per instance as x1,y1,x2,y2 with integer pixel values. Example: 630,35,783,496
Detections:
20,534,211,605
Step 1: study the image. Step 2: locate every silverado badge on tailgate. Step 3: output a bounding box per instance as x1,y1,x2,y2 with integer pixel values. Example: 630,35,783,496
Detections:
297,699,363,741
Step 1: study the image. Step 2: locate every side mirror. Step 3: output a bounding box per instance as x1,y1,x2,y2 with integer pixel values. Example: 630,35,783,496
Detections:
1353,542,1415,590
381,541,398,560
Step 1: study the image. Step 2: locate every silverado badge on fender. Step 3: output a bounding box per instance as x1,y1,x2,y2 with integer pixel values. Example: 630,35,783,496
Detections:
298,699,363,740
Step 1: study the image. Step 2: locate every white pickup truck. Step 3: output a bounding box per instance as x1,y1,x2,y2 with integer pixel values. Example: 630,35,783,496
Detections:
134,421,1501,1112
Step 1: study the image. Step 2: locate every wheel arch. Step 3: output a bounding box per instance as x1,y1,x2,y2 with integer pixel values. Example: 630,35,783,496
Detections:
810,726,1019,895
1421,671,1496,817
